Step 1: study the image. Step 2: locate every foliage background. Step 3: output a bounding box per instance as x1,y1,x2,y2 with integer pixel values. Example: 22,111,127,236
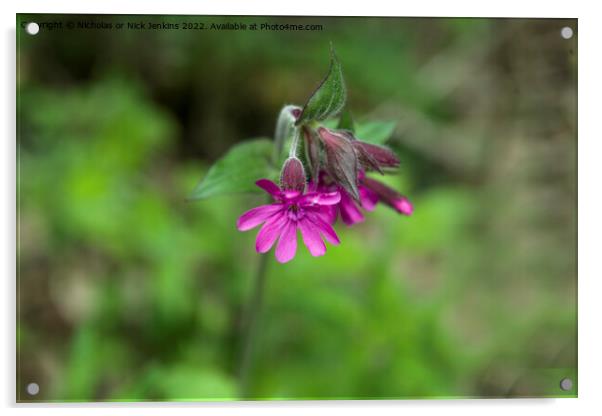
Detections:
17,15,577,401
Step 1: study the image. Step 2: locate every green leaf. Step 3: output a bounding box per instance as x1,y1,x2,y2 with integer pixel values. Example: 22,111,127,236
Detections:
189,139,275,200
296,46,347,126
336,108,355,132
354,121,396,145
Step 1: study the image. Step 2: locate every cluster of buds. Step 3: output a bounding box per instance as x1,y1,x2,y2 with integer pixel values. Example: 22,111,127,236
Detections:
237,106,412,263
237,47,412,263
305,124,413,223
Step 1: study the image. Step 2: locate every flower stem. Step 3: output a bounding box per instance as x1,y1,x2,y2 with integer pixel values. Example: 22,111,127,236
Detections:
274,105,299,162
238,252,270,398
288,128,300,158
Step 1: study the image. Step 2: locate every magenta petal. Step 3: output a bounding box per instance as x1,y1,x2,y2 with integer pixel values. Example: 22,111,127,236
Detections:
281,189,302,200
393,197,413,216
300,191,341,206
319,206,338,225
339,192,364,226
275,220,298,263
299,218,326,257
255,211,286,253
255,179,282,197
306,212,340,245
304,205,337,225
360,186,379,211
236,204,282,231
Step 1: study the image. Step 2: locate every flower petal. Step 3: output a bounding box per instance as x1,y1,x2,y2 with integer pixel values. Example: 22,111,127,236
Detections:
299,218,326,257
306,212,340,245
360,186,379,211
339,192,364,226
319,206,338,225
300,191,341,206
393,197,413,216
236,204,282,231
255,179,282,197
304,205,337,225
275,220,298,263
255,211,286,253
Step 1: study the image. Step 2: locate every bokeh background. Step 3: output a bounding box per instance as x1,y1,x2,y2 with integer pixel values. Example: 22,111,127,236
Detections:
17,15,577,401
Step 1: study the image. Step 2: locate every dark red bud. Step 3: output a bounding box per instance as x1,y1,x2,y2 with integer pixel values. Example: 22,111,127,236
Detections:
352,141,399,172
317,127,360,201
280,157,306,192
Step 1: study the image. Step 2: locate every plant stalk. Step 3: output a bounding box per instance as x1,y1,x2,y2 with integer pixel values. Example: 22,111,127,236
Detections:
238,251,270,398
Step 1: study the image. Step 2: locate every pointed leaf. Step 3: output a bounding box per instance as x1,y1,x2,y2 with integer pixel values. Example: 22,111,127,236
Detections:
355,121,396,145
296,47,347,125
189,139,275,200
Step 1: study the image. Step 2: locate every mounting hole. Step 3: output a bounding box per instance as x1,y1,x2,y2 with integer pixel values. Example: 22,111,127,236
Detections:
25,22,40,35
560,26,573,39
559,377,573,391
26,382,40,396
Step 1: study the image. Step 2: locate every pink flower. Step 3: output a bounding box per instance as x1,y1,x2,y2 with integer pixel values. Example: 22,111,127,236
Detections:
338,182,379,225
237,179,341,263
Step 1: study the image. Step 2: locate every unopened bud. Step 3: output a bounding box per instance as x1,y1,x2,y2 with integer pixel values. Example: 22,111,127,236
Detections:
280,157,306,192
352,141,399,172
317,127,360,201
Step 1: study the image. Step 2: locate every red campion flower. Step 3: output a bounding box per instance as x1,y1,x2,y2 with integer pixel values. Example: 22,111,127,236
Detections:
237,179,341,263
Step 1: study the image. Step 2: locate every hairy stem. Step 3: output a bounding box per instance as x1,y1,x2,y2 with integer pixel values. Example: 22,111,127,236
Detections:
288,127,300,158
238,250,270,398
238,105,296,398
274,104,299,162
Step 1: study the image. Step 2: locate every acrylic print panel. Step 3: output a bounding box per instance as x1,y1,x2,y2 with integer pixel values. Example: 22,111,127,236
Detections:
16,14,577,402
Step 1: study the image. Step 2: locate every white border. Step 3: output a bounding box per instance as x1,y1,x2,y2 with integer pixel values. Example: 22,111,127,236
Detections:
3,1,600,415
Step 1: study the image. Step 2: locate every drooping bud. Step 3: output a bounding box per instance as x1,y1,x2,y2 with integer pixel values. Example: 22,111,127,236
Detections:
317,127,360,201
361,177,413,216
280,157,306,193
352,141,400,172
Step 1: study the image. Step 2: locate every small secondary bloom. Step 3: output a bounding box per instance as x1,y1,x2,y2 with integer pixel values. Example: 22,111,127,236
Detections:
316,171,412,225
337,180,379,225
362,176,413,216
237,179,341,263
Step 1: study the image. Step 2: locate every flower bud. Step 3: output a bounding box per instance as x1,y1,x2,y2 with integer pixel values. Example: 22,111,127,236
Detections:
352,141,399,172
317,127,360,201
280,157,306,193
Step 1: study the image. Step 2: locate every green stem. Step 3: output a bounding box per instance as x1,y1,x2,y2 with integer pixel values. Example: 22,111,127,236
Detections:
273,105,299,162
238,105,295,397
238,252,270,398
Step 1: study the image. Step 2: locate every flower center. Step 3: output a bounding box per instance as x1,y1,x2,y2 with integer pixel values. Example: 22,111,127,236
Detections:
287,203,305,221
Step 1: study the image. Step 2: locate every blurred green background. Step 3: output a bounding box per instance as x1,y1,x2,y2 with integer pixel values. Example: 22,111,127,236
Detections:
17,15,577,401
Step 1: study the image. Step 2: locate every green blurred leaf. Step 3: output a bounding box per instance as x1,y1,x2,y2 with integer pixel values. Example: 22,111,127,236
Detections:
296,47,347,125
189,138,274,200
355,121,396,145
336,108,355,132
160,365,237,400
